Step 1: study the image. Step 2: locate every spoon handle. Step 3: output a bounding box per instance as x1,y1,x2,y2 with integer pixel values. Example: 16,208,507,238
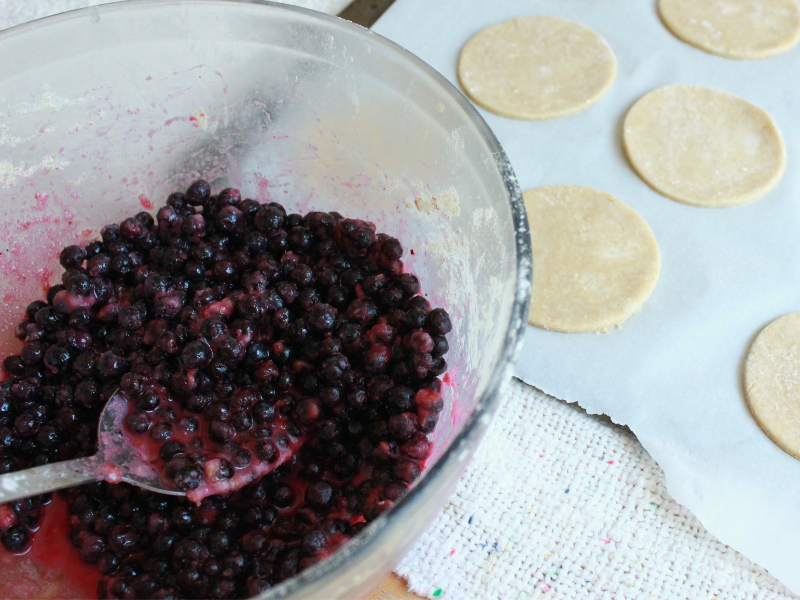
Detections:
0,457,101,504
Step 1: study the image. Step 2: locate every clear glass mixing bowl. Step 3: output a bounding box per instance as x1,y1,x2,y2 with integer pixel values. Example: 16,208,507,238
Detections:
0,1,532,597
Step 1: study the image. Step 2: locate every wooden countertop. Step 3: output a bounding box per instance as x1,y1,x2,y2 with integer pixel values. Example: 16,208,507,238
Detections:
368,574,425,600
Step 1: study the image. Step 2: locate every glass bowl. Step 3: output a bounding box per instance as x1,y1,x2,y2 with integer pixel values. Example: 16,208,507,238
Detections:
0,1,531,598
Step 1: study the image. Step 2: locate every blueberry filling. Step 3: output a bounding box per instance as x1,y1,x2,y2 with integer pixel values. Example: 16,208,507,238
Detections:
0,180,451,599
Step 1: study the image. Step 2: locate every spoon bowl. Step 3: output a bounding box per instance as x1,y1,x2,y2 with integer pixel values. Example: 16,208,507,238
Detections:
0,391,184,504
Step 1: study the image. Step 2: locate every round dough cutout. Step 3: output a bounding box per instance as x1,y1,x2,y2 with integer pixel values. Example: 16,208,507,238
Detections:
524,185,661,333
623,85,786,208
745,312,800,459
659,0,800,60
457,16,617,120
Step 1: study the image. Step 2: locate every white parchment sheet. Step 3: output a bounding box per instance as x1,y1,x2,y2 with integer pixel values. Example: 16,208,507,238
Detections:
374,0,800,593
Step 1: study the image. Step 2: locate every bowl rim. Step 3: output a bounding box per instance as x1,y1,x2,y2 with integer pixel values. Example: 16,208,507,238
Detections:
0,0,533,596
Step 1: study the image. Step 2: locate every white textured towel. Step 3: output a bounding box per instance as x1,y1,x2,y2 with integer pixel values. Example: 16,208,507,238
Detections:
397,380,796,600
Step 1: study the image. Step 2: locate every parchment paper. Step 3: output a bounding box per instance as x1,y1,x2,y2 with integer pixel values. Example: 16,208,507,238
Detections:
373,0,800,593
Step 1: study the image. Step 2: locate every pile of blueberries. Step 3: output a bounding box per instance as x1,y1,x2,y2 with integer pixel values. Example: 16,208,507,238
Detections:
0,179,451,599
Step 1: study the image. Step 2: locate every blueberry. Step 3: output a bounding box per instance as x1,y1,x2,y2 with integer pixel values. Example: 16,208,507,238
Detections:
254,205,284,232
320,354,350,381
427,307,452,335
398,273,420,297
60,245,87,269
232,449,251,469
109,524,139,554
150,422,172,442
270,484,294,508
44,345,71,374
363,274,387,298
211,459,233,480
74,378,100,407
20,341,45,365
431,335,449,357
118,304,147,331
167,191,186,209
46,284,65,306
406,307,428,329
230,410,253,432
80,533,106,564
181,339,212,369
381,237,403,260
157,206,182,231
35,307,60,331
388,413,417,440
430,356,447,376
120,217,147,240
208,420,235,443
159,440,186,462
1,525,30,552
252,402,275,424
97,551,121,575
387,386,415,411
307,303,336,331
215,206,243,234
96,351,129,381
185,179,211,206
136,390,160,411
177,416,199,434
216,337,245,365
174,466,203,490
255,441,277,463
25,300,48,321
305,481,333,510
236,294,266,320
35,425,60,447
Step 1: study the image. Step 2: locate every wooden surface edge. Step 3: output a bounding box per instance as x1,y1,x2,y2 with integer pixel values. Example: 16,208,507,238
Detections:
367,573,426,600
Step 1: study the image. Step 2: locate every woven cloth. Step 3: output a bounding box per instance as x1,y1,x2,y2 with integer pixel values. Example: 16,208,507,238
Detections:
396,379,796,600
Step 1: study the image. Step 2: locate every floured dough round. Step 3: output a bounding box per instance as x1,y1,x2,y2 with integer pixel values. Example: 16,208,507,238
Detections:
744,312,800,459
524,185,661,333
623,85,786,208
659,0,800,60
457,16,617,120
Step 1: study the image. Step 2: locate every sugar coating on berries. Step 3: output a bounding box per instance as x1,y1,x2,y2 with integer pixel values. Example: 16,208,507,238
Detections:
0,180,452,597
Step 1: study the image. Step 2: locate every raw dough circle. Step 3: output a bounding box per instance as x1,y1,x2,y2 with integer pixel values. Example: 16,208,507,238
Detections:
524,185,661,333
457,16,617,120
623,85,786,208
744,312,800,459
659,0,800,60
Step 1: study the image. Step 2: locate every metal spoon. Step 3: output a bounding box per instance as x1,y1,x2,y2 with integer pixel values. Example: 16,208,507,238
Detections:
0,391,185,503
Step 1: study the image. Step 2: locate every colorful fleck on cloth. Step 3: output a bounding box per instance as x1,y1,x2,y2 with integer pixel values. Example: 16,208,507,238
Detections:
397,379,797,599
